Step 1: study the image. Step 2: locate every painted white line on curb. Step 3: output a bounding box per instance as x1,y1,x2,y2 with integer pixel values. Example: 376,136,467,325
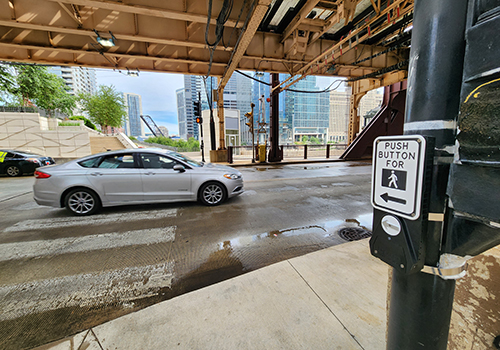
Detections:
0,262,174,321
0,227,176,261
4,209,177,232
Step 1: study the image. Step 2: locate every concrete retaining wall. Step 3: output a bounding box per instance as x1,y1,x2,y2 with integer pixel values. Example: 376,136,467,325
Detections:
0,112,92,158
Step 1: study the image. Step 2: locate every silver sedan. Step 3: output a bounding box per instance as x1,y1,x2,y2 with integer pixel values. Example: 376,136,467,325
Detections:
33,149,244,215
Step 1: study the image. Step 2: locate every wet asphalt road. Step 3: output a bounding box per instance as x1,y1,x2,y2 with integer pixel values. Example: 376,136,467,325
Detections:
0,161,373,349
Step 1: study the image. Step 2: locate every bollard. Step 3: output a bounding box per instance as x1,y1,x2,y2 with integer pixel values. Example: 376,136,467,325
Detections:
227,146,233,164
258,144,266,163
304,144,308,160
326,144,330,159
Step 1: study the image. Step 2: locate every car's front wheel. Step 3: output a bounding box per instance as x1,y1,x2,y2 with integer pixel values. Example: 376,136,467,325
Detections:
65,188,101,215
199,182,227,206
6,165,22,177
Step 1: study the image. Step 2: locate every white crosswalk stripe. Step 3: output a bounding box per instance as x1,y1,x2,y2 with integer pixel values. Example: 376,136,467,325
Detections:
0,227,176,261
0,262,174,321
4,208,177,232
1,209,179,321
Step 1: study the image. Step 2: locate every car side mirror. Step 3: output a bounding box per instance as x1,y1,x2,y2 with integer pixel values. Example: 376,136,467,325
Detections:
173,164,185,172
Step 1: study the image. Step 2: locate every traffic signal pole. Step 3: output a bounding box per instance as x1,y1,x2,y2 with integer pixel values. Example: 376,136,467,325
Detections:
385,1,468,348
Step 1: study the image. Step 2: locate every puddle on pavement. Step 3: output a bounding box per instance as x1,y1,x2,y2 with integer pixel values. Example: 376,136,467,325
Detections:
252,166,285,171
4,212,374,350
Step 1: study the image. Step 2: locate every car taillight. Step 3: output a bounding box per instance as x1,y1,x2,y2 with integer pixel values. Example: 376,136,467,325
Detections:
35,170,51,179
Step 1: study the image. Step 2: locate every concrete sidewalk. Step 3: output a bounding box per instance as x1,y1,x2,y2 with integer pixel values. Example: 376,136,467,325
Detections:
36,239,388,350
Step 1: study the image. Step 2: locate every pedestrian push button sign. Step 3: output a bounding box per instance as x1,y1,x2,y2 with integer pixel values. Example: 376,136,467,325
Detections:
371,135,426,220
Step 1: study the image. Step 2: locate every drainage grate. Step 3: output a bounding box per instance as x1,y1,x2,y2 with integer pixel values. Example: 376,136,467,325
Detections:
338,227,372,241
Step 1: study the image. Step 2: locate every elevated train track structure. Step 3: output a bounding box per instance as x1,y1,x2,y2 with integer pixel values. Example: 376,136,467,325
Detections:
0,0,413,152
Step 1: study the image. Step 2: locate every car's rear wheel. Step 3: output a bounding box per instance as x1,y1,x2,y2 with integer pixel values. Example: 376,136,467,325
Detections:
200,182,227,206
6,165,22,177
65,188,101,215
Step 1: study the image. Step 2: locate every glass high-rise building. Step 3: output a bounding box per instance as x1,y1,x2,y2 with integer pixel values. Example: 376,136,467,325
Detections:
122,93,145,137
177,74,252,142
283,75,330,142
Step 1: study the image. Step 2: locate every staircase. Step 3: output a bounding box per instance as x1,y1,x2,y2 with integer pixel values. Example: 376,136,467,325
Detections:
90,136,127,154
341,82,406,160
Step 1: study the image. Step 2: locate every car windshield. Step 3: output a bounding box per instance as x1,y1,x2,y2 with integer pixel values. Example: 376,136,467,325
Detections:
168,152,203,167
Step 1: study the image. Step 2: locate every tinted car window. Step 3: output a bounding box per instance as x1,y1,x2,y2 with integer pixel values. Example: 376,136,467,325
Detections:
98,154,136,169
141,153,177,169
78,157,102,168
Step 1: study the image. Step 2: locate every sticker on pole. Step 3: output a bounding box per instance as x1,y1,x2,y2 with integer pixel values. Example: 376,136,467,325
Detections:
371,135,426,220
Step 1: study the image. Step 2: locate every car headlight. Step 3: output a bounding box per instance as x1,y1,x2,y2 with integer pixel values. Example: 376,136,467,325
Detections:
224,173,241,180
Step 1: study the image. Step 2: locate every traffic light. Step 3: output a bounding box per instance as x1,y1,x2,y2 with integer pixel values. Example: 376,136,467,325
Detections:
196,116,203,124
245,111,253,134
193,101,201,117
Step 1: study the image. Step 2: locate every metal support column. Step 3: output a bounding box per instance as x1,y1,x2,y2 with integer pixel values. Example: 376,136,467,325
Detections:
347,82,366,145
268,73,282,162
217,77,226,150
386,1,468,349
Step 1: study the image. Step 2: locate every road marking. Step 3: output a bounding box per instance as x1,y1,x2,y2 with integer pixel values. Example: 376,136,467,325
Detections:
4,209,178,232
0,262,174,321
0,227,176,261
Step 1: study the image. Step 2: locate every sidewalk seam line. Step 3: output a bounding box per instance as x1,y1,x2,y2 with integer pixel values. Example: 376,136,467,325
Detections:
76,330,90,350
0,191,32,203
90,328,105,350
287,260,366,350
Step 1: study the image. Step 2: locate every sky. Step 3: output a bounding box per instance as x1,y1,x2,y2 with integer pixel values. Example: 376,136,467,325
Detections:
95,69,345,136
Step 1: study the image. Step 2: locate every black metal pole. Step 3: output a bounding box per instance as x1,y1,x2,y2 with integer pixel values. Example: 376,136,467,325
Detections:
209,76,216,151
268,73,282,162
387,1,468,349
200,125,205,163
198,92,205,162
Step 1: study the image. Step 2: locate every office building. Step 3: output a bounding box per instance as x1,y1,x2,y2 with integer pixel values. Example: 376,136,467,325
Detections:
49,66,97,96
158,126,169,137
328,87,383,143
122,93,145,137
177,74,252,143
284,75,330,142
329,89,351,143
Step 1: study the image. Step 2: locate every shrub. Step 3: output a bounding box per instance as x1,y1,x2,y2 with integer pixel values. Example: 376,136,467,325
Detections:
70,116,97,130
58,122,80,127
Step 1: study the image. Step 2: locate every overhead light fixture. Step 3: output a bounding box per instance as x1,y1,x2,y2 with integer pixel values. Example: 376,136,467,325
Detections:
93,29,116,47
127,68,139,77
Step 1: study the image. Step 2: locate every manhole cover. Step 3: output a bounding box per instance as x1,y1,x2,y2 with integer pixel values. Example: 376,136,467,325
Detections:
338,227,372,241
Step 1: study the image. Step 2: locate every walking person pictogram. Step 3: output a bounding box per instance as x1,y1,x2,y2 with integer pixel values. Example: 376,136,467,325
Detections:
388,170,398,189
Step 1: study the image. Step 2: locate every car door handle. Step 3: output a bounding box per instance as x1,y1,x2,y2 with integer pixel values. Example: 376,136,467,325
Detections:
145,171,155,175
90,172,103,176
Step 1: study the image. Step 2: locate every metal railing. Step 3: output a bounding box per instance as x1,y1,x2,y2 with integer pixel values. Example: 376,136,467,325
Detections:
0,106,70,119
226,144,347,163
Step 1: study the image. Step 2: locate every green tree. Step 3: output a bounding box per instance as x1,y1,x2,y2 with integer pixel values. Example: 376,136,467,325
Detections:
11,65,76,115
145,136,200,152
309,136,321,145
0,64,14,93
301,135,309,144
78,85,127,134
0,64,75,115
